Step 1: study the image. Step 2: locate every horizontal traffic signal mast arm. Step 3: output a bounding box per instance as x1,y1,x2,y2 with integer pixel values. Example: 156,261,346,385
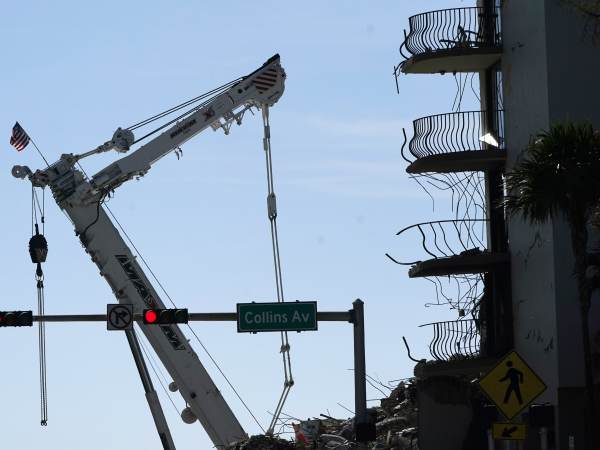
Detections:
10,310,353,323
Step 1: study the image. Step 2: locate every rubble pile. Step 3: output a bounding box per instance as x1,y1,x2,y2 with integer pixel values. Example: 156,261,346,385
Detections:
228,380,418,449
308,380,418,449
369,380,418,450
301,380,419,449
227,435,295,450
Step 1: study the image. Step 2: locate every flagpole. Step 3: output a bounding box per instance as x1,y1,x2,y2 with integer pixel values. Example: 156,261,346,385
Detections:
27,135,50,167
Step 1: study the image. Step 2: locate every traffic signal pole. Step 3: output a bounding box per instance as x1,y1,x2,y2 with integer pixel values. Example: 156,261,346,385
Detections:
25,301,372,445
352,299,371,447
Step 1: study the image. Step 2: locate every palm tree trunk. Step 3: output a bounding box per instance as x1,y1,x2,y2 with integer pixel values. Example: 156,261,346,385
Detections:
569,216,595,449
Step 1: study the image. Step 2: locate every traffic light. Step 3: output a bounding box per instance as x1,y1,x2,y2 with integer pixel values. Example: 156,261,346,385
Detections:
0,311,33,327
143,309,188,325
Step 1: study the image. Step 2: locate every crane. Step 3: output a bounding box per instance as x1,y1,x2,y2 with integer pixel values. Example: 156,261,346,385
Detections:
12,54,286,449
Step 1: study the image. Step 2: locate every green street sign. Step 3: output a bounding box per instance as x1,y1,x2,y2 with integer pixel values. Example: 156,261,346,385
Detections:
237,301,318,333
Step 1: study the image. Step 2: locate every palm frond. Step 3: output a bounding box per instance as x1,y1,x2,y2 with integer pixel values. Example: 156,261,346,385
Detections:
501,122,600,224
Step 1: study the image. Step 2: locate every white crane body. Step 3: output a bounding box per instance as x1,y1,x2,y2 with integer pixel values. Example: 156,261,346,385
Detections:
12,54,286,448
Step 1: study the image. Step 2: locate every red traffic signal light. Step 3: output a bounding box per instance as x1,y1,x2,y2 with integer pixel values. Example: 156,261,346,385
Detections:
0,311,33,327
144,310,158,324
143,309,188,325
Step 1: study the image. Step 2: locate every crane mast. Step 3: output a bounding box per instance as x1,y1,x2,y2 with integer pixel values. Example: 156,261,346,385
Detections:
12,54,286,448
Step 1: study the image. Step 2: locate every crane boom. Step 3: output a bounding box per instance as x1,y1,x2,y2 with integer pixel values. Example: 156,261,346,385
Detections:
12,54,286,448
90,54,284,197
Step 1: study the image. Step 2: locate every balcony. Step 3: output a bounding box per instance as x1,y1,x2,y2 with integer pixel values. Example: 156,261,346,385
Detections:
403,110,505,174
420,319,480,361
413,319,499,378
395,7,502,76
409,319,498,378
387,219,509,278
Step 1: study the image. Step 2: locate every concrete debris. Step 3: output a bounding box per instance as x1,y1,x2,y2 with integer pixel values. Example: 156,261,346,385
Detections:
227,380,419,450
313,380,419,449
226,435,295,450
227,380,418,449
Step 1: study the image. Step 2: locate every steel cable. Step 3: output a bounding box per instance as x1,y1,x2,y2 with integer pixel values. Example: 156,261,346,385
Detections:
261,105,294,435
37,274,48,426
32,185,48,426
102,203,266,434
137,332,181,416
74,160,265,434
126,78,242,131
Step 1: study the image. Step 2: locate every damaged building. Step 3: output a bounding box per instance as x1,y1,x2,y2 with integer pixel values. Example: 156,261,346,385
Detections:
388,0,600,449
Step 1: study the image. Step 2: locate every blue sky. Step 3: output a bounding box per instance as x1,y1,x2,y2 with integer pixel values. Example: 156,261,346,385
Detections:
0,1,478,448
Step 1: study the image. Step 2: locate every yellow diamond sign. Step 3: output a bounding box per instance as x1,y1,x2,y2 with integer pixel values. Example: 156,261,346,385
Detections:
479,350,546,420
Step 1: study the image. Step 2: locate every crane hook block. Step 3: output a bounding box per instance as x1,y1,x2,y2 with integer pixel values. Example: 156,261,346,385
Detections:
29,224,48,264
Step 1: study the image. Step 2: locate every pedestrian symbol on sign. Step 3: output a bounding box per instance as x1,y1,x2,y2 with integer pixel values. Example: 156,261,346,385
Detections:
479,350,546,420
499,360,524,405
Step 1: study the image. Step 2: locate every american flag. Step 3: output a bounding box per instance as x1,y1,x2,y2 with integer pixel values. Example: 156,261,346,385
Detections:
10,122,30,151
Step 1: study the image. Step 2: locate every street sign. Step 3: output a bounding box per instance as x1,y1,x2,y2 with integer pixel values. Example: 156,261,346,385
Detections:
492,422,527,440
107,304,134,331
237,301,317,333
479,350,547,420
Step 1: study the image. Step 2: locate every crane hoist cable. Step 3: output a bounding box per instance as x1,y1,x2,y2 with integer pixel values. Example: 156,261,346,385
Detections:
29,186,48,426
124,78,244,145
125,78,243,131
260,105,294,436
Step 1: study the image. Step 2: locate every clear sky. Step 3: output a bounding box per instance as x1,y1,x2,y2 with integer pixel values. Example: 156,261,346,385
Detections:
1,1,478,448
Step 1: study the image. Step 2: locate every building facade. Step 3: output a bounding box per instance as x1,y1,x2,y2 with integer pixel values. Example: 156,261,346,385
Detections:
393,0,600,448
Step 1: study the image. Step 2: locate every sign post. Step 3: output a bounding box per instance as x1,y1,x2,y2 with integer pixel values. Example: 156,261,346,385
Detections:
352,299,375,446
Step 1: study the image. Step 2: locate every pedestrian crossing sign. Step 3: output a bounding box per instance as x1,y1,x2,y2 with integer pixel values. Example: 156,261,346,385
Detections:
479,350,547,420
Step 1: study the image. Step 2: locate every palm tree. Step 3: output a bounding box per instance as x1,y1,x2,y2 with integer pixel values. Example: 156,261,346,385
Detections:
564,0,600,41
502,122,600,448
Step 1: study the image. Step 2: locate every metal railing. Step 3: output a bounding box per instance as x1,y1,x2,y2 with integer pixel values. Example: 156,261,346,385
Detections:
419,319,481,361
387,219,487,315
402,110,505,161
387,219,488,265
399,7,502,61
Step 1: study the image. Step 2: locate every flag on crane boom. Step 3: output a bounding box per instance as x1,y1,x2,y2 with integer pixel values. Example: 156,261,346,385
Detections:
10,122,30,151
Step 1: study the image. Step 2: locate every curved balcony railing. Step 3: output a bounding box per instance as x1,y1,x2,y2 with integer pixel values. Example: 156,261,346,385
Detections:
419,319,480,361
399,7,502,61
402,110,505,162
387,219,488,266
386,219,509,277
